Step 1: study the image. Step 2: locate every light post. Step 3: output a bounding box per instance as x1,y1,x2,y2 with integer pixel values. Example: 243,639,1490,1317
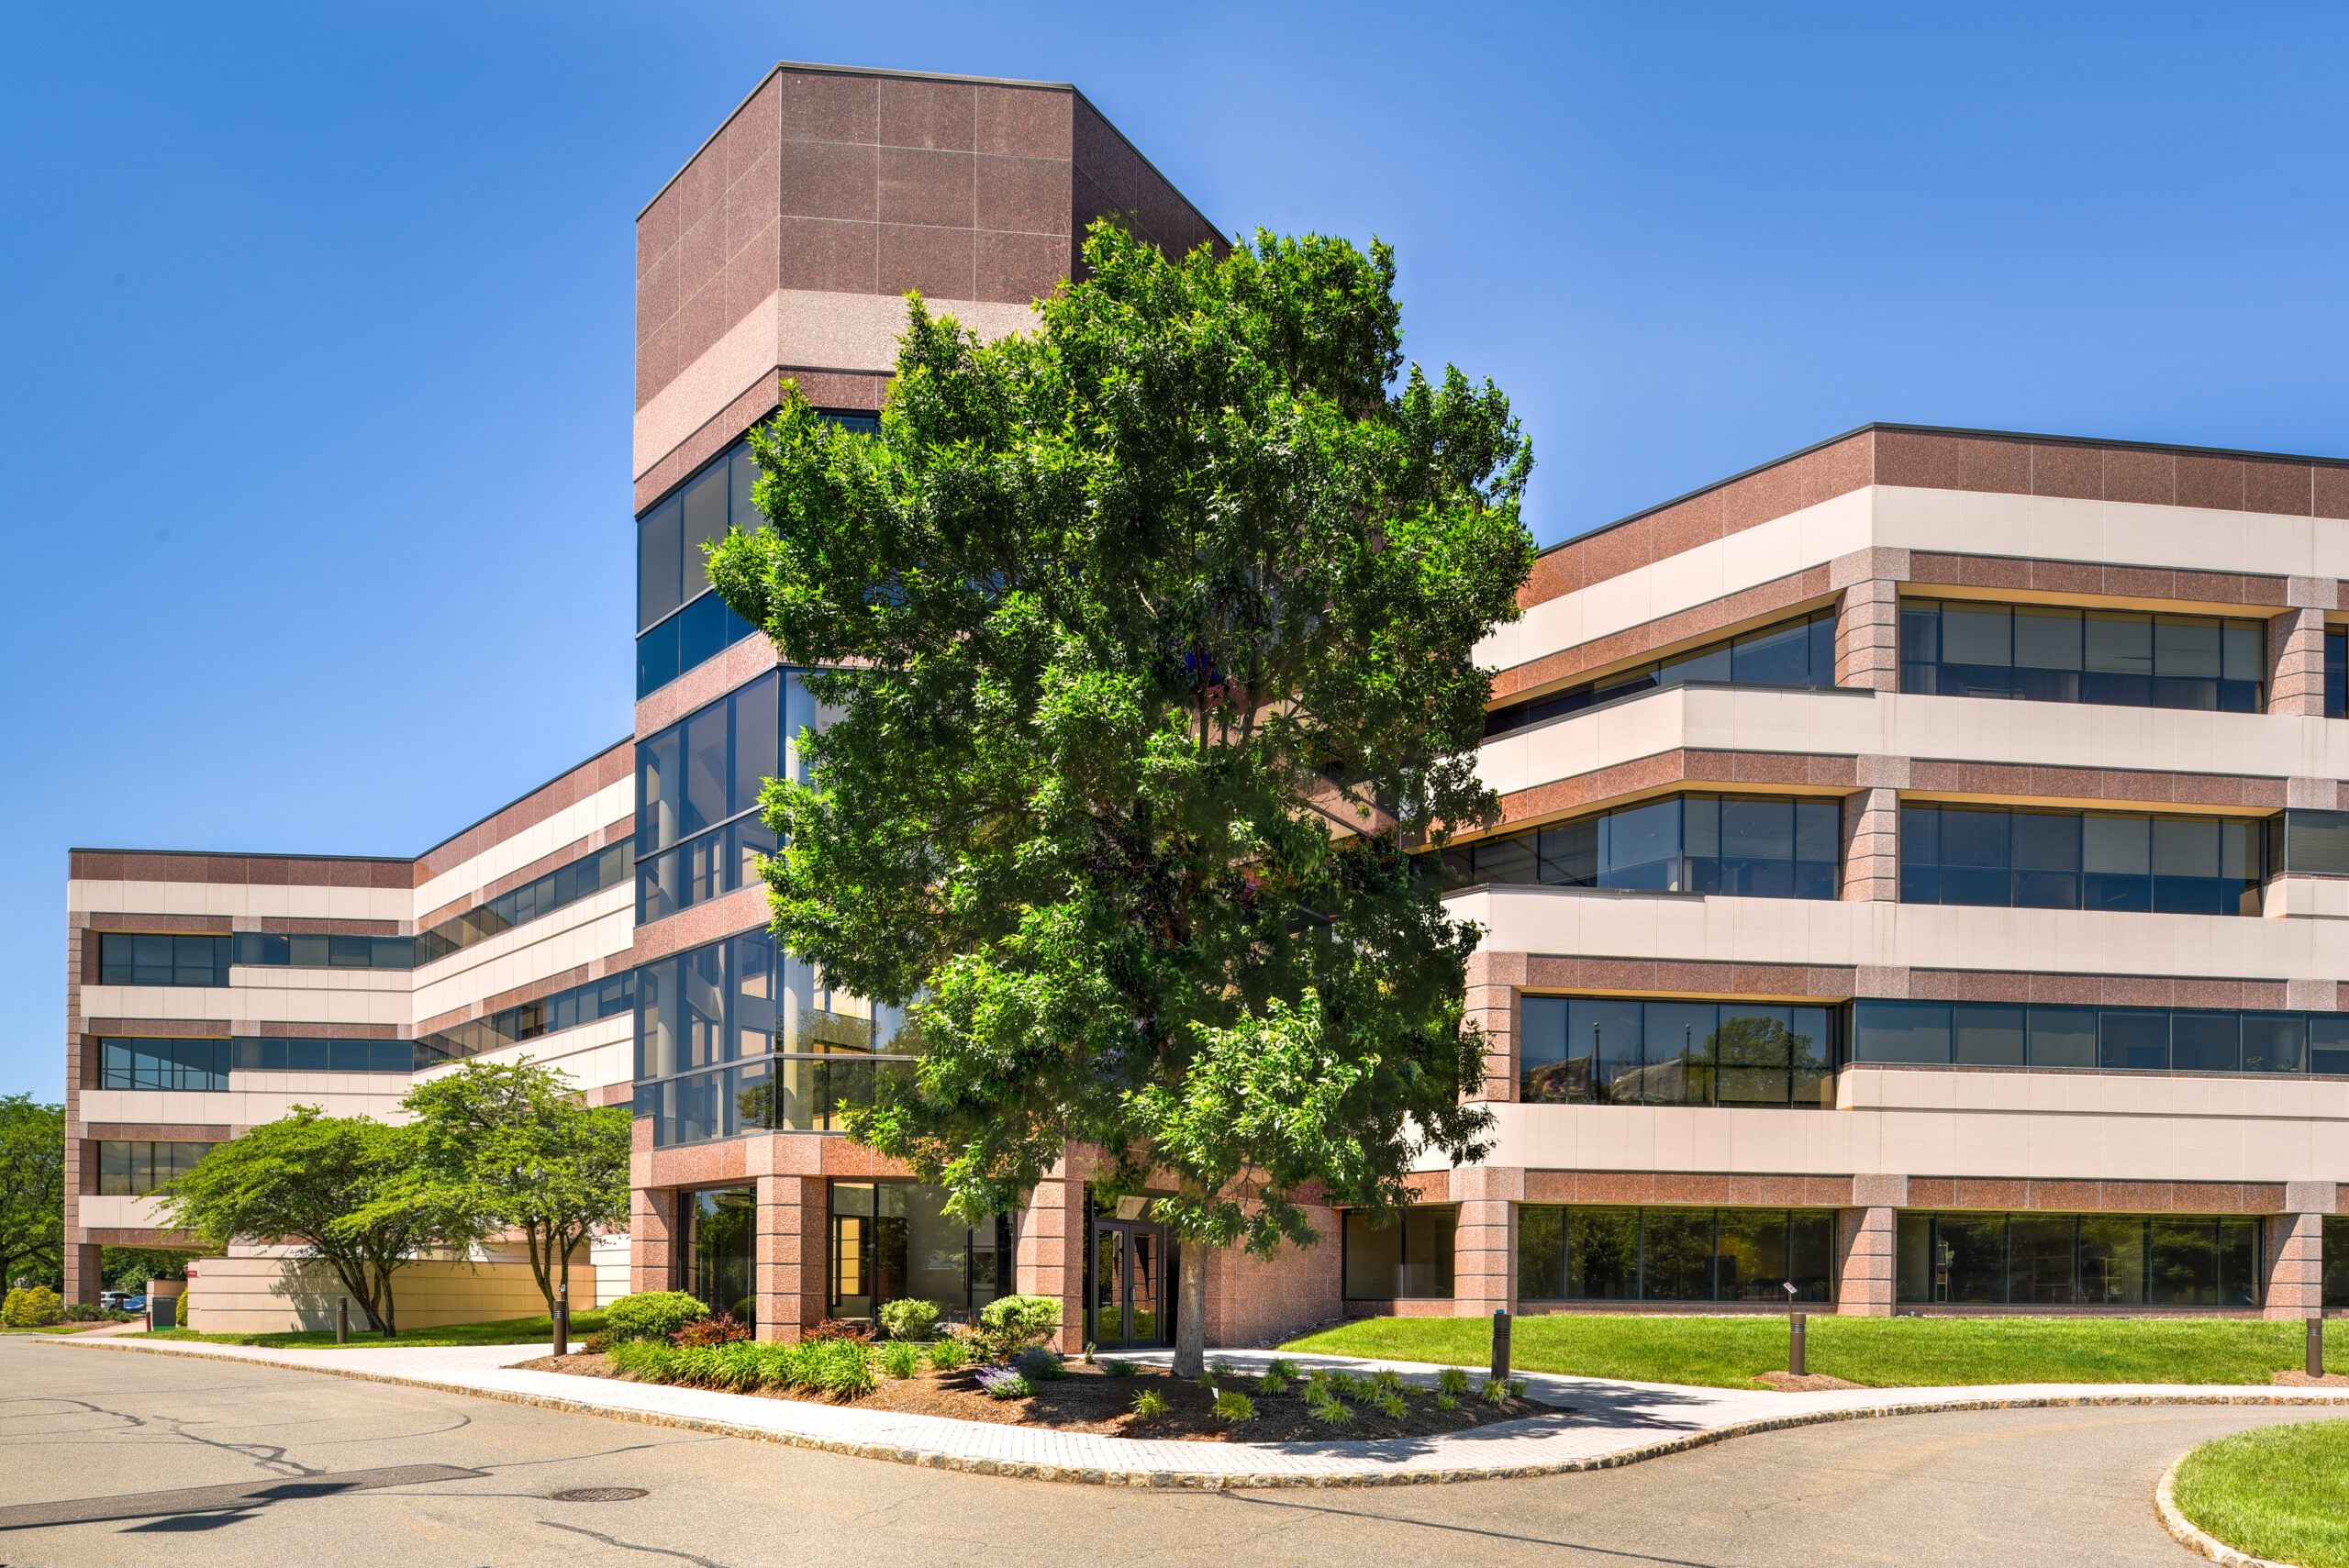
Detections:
1784,1281,1804,1377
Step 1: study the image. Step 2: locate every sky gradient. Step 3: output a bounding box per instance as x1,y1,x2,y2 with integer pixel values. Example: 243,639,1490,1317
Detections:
6,2,2348,1096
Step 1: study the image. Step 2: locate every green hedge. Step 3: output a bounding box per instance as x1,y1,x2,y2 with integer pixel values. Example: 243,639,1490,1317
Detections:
610,1335,877,1400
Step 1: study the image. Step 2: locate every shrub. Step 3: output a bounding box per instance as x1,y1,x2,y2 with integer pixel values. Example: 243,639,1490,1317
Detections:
580,1331,612,1354
800,1338,877,1398
1131,1388,1168,1418
974,1365,1030,1401
1328,1372,1365,1400
611,1333,876,1400
1436,1367,1470,1396
1508,1378,1528,1398
927,1336,970,1373
175,1289,190,1328
1310,1397,1353,1427
1214,1390,1255,1422
1371,1368,1402,1395
1083,1341,1097,1364
1265,1358,1301,1382
1480,1376,1509,1406
875,1298,940,1342
1,1287,61,1328
1435,1392,1457,1411
878,1340,923,1380
672,1312,751,1347
975,1294,1062,1361
1259,1371,1289,1396
1017,1348,1067,1381
805,1318,875,1342
1376,1391,1408,1419
1101,1359,1137,1377
604,1291,708,1344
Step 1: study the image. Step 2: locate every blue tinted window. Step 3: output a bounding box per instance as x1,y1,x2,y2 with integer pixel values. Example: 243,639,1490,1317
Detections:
1446,792,1839,901
413,841,629,966
1484,609,1840,739
1900,805,2263,916
1899,599,2263,713
637,672,810,925
99,1037,229,1090
98,934,230,987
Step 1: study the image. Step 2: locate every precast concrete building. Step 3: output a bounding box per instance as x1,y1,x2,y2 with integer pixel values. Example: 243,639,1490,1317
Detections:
63,62,2349,1342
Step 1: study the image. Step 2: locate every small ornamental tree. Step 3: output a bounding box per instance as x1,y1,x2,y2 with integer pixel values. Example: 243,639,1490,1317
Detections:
393,1060,631,1318
709,223,1533,1374
0,1095,64,1291
161,1107,458,1337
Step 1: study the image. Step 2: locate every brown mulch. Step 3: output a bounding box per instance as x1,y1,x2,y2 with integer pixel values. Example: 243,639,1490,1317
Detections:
2272,1369,2349,1387
1752,1371,1867,1392
511,1352,1558,1443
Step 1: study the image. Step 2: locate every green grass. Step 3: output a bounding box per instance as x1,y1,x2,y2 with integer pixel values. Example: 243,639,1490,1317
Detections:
2174,1419,2349,1568
5,1321,128,1335
1282,1314,2348,1390
120,1308,609,1351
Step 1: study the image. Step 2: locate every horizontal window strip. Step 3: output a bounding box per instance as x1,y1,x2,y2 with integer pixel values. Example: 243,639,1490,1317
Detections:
416,972,636,1064
415,841,629,966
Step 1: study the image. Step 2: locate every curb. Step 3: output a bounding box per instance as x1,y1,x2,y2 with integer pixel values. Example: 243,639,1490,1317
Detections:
2154,1454,2295,1568
43,1336,2349,1492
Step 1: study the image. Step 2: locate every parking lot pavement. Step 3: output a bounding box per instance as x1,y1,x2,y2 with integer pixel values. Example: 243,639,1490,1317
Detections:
1,1334,2328,1566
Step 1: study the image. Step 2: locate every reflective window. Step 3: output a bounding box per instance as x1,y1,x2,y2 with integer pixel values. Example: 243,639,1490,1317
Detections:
97,934,230,988
2327,1217,2349,1308
683,1186,756,1324
1484,610,1838,739
1517,1206,1834,1303
95,1140,216,1196
1899,599,2264,712
1854,999,2324,1075
2274,809,2349,876
229,1037,419,1073
1341,1207,1458,1299
414,842,629,966
1896,1212,2259,1307
2329,629,2346,720
1900,804,2264,916
829,1181,1011,1320
1519,996,1838,1106
99,1038,229,1091
415,973,636,1065
232,933,416,970
636,671,815,924
1447,793,1841,899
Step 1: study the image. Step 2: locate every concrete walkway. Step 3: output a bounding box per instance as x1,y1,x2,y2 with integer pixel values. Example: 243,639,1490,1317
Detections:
46,1333,2349,1489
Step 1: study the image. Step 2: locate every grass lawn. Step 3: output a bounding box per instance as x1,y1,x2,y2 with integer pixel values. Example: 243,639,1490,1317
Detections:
2173,1419,2349,1568
1282,1314,2348,1390
121,1307,608,1351
4,1322,129,1335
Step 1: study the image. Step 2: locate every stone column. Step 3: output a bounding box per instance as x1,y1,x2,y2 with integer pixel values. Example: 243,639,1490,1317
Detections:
1016,1161,1086,1353
754,1173,824,1342
1452,1167,1521,1318
629,1186,675,1296
1831,548,1911,691
2268,606,2331,717
1464,951,1525,1102
2263,1181,2335,1320
1842,780,1904,901
1835,1174,1906,1317
64,1242,103,1307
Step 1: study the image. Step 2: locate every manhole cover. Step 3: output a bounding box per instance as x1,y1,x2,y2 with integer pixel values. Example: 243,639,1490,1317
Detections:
548,1487,649,1503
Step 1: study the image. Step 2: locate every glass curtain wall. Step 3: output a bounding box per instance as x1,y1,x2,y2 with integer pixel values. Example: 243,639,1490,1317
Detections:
1519,997,1838,1106
636,671,817,924
1899,804,2265,916
1485,610,1838,739
97,935,230,987
1895,1213,2260,1307
98,1038,230,1091
1853,999,2348,1074
683,1186,757,1323
1516,1207,1835,1302
1447,794,1841,898
828,1181,1009,1321
2274,809,2349,876
1898,600,2265,711
2326,1217,2349,1308
96,1140,216,1195
228,1037,417,1073
1341,1207,1459,1299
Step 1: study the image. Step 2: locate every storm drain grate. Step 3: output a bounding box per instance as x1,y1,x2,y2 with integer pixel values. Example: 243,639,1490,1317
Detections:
548,1487,650,1503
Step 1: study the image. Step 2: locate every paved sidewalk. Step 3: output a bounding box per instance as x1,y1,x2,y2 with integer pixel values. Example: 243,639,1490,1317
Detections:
43,1333,2349,1489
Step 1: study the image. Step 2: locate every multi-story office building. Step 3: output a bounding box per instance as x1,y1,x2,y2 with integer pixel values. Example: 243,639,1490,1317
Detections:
63,62,2349,1344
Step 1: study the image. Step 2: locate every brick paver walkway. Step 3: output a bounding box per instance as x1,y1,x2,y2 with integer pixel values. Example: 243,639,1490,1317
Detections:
48,1335,2349,1488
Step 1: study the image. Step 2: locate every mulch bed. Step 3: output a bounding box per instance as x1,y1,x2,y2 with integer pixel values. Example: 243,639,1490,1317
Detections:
512,1352,1557,1442
2272,1369,2349,1387
1752,1371,1866,1392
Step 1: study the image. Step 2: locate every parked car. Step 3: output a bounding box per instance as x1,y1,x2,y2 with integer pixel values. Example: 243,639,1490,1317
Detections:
121,1296,146,1315
98,1291,126,1310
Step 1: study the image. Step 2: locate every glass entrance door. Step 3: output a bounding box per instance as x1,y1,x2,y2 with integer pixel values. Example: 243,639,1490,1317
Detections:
1088,1219,1171,1351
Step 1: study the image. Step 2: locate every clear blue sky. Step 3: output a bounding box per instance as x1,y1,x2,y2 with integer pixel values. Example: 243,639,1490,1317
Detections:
6,3,2347,1099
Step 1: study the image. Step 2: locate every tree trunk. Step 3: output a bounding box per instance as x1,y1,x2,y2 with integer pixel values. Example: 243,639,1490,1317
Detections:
1171,1239,1209,1377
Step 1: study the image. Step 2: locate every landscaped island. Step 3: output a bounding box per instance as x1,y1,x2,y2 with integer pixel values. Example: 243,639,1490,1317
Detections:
2173,1419,2349,1568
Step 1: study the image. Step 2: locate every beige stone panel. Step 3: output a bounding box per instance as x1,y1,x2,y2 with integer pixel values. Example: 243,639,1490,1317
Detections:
185,1253,563,1334
422,1014,636,1095
2265,877,2349,919
1477,488,1872,675
409,886,635,1018
631,287,1040,481
411,776,633,917
1874,486,2349,581
77,1195,175,1230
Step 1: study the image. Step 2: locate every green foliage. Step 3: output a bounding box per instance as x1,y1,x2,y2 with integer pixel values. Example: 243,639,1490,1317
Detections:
2,1285,61,1327
707,221,1534,1375
983,1371,1032,1401
1082,1340,1096,1364
0,1095,65,1292
672,1313,751,1347
1327,1371,1366,1400
2174,1419,2349,1568
1434,1392,1457,1411
1376,1390,1408,1418
160,1106,463,1337
1508,1378,1527,1398
1101,1358,1137,1377
1130,1387,1169,1418
174,1286,190,1328
1265,1357,1300,1382
1479,1376,1509,1405
1370,1367,1403,1394
393,1060,631,1316
975,1294,1063,1361
876,1297,941,1341
1310,1396,1353,1427
926,1335,971,1372
102,1247,199,1292
604,1291,709,1343
612,1335,876,1400
1259,1371,1288,1396
1214,1390,1255,1422
1436,1366,1470,1396
878,1340,924,1379
1018,1347,1068,1380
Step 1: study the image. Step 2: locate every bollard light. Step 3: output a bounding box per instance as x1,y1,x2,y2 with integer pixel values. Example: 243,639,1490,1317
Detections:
1491,1307,1511,1385
2310,1315,2324,1379
1784,1282,1803,1377
553,1287,570,1359
336,1297,349,1346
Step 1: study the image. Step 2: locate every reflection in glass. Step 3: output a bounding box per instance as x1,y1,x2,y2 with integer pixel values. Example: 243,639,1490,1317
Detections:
1522,1207,1833,1302
1485,610,1841,739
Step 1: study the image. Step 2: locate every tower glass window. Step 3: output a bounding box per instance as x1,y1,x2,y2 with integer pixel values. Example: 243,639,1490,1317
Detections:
1899,599,2264,712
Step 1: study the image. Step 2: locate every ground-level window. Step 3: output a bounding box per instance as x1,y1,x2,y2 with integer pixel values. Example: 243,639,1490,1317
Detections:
1517,1206,1834,1304
1895,1212,2260,1307
1341,1206,1458,1300
683,1186,755,1324
2326,1217,2349,1309
95,1140,216,1195
828,1181,1009,1323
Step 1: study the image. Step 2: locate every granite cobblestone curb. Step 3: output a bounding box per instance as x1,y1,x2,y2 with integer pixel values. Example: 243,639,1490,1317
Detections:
2154,1454,2298,1568
41,1335,2349,1492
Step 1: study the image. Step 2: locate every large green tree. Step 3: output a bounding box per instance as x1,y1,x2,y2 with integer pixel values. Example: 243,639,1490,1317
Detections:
709,223,1533,1373
162,1108,460,1337
394,1060,632,1316
0,1095,64,1290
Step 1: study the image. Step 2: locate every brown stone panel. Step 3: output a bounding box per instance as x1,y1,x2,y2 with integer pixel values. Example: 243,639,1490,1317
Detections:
251,917,403,936
2100,448,2175,505
2031,444,2102,500
256,1022,395,1039
1645,493,1723,560
1720,456,1805,535
1954,556,2033,591
1907,552,1966,586
84,1019,230,1037
1801,432,1876,506
2316,468,2349,521
83,913,234,933
1874,431,2032,494
84,1123,233,1142
1906,1178,1956,1207
2173,454,2245,512
630,884,770,969
975,83,1071,158
413,740,634,884
2026,559,2105,595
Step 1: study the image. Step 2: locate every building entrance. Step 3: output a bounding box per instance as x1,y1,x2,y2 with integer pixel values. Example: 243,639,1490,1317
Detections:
1087,1218,1172,1351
